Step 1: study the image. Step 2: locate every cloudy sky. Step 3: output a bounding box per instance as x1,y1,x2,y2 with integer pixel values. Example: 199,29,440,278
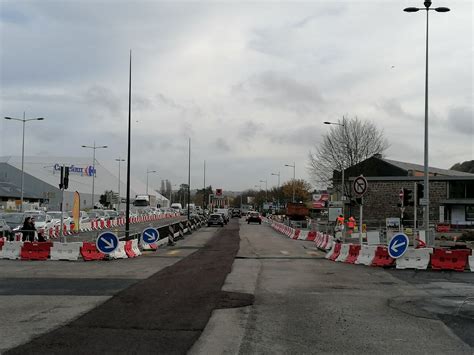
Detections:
0,0,472,192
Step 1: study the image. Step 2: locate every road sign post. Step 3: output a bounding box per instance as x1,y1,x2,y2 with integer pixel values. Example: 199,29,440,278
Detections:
353,175,368,245
388,233,409,259
96,232,119,254
141,227,159,245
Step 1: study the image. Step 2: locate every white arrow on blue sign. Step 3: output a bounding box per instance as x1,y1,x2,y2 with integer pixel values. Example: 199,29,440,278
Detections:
96,232,119,254
141,227,159,244
388,233,409,259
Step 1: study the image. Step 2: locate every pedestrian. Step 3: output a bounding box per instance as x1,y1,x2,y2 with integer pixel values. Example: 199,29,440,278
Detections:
21,217,35,242
28,217,37,242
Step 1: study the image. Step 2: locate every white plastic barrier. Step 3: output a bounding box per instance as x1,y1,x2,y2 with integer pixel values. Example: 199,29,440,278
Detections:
109,241,128,259
468,255,473,272
157,237,169,247
50,242,82,261
0,241,23,260
131,239,142,257
80,222,92,232
324,235,333,250
396,248,432,270
355,245,378,266
297,231,309,240
325,243,336,259
335,244,351,262
140,240,157,251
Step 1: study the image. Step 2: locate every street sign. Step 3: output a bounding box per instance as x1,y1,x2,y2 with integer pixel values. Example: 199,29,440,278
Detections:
141,227,159,244
419,198,428,206
388,233,409,259
96,232,119,254
353,175,368,196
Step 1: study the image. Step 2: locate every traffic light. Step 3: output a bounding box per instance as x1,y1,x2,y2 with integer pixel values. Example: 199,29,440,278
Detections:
59,166,64,189
63,167,69,190
417,183,424,202
403,188,413,206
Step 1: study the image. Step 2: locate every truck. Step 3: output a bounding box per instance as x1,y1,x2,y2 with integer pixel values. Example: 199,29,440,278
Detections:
285,202,309,221
133,195,157,208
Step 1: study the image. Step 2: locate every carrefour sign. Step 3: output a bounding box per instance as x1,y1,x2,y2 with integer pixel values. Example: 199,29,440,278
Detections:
53,164,96,177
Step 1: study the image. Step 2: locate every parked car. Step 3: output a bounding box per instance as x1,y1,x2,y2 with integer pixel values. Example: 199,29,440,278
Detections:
67,211,90,224
47,211,72,227
1,212,25,232
247,212,262,224
232,209,242,218
215,208,230,223
25,213,55,239
104,210,119,220
207,213,224,227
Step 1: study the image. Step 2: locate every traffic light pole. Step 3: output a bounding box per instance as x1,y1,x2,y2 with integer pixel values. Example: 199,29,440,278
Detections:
414,182,418,238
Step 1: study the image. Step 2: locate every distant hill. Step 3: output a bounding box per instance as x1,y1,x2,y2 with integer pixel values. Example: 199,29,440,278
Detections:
450,160,474,174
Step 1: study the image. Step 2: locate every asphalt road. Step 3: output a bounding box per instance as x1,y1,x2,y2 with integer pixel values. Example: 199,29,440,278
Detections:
2,218,473,354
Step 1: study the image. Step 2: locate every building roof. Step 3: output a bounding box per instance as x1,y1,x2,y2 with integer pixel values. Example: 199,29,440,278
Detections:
382,158,474,177
0,156,152,198
0,181,44,199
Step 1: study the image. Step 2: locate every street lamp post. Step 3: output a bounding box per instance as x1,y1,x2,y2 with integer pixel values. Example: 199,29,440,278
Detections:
115,158,125,212
4,113,44,212
81,142,107,209
146,169,157,195
404,0,450,244
324,120,346,217
260,179,268,201
271,172,280,210
284,162,296,202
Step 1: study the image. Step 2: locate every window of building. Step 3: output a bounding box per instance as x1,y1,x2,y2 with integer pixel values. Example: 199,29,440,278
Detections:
466,181,474,198
466,206,474,221
449,181,465,199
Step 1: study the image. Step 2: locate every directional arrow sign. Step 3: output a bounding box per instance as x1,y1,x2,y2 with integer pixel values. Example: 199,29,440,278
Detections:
141,227,159,244
388,233,409,259
96,232,119,254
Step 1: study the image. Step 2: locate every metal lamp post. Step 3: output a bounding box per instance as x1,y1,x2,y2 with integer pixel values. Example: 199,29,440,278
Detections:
146,169,157,195
81,142,108,209
115,158,125,212
404,0,450,243
284,162,296,202
324,120,346,217
4,113,44,212
271,172,280,210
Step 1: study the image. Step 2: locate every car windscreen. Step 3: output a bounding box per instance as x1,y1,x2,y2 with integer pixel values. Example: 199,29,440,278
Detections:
3,213,25,224
48,212,63,219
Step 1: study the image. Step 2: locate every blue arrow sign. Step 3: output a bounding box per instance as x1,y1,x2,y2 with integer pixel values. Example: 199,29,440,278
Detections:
388,233,409,259
141,227,159,244
96,232,119,254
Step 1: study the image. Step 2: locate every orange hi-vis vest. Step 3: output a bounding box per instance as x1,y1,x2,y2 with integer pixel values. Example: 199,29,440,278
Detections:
336,216,344,225
347,217,355,229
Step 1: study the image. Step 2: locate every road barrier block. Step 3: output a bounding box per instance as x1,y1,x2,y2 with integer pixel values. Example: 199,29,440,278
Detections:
335,244,351,262
355,245,377,265
0,241,23,260
329,243,342,261
109,241,128,259
345,244,361,264
80,242,105,261
50,242,82,261
20,242,52,261
307,231,317,241
124,240,137,258
371,246,395,267
430,248,470,272
469,255,474,272
131,239,141,256
395,248,432,270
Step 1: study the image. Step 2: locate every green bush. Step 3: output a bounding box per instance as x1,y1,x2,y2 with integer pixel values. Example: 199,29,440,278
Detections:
458,230,474,242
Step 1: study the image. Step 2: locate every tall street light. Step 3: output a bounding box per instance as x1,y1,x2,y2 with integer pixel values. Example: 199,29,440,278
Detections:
404,0,450,241
4,113,44,211
271,172,280,209
82,142,107,209
324,120,346,217
146,169,157,195
115,158,125,212
260,179,268,201
284,162,296,202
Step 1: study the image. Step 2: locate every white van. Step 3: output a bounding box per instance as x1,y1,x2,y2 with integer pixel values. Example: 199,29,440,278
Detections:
171,203,183,212
215,208,230,223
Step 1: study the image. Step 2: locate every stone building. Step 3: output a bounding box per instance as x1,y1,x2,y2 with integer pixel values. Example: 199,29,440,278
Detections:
332,155,474,228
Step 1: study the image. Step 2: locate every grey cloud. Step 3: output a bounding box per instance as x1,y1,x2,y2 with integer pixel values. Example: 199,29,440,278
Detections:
83,85,122,115
234,71,325,115
448,106,473,135
376,98,416,121
268,125,321,147
215,138,231,152
238,121,261,141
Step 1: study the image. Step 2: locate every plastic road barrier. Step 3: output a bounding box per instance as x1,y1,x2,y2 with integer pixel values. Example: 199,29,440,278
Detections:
335,244,351,262
325,243,336,259
0,241,23,260
355,245,378,266
395,248,432,270
371,246,395,267
329,243,342,261
430,248,471,272
80,242,106,261
20,242,53,261
109,241,128,259
469,255,474,272
50,242,82,261
345,244,361,264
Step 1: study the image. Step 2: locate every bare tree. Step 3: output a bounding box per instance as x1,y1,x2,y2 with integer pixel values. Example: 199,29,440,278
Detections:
308,116,389,187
